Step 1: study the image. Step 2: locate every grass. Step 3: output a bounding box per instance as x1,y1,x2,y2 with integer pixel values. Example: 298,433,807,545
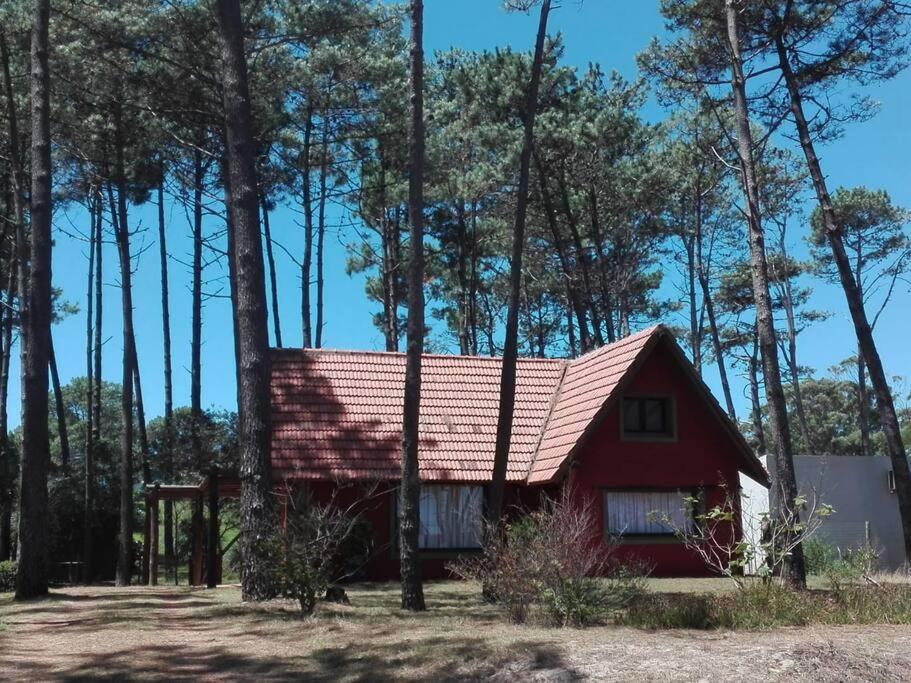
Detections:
2,579,911,680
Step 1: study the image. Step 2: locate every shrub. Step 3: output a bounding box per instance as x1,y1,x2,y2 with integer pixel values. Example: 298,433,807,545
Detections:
450,486,649,627
266,487,374,615
0,561,16,593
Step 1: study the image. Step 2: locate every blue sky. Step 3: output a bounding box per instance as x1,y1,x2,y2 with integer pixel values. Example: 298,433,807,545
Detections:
6,0,910,428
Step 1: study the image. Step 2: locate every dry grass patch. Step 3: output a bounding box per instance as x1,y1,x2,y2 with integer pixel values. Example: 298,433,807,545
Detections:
2,581,911,681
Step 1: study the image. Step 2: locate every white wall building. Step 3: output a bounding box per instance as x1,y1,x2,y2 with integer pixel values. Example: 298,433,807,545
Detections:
741,455,908,571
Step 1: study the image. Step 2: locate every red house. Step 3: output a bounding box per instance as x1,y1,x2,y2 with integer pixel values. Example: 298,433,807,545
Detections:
270,325,768,579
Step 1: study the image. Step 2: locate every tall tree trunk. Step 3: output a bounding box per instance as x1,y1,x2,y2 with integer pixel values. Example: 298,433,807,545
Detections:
565,285,578,358
92,191,103,457
0,29,24,565
487,0,551,527
533,152,590,351
217,0,276,601
774,32,911,562
684,237,702,374
261,195,282,348
588,186,616,343
48,331,69,468
133,355,151,585
857,350,871,456
456,202,471,356
16,0,53,599
82,195,96,583
301,105,314,348
191,149,204,473
399,0,427,613
111,108,137,587
0,265,14,562
748,328,766,454
557,169,603,346
724,0,805,589
157,179,175,577
315,102,330,349
780,272,813,453
693,193,735,418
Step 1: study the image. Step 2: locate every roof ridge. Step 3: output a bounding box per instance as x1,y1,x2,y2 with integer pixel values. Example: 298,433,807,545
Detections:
271,346,566,364
526,360,571,479
566,325,664,366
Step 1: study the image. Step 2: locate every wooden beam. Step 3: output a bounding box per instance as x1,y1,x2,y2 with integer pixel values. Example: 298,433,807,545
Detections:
148,488,159,586
191,495,204,586
206,466,219,589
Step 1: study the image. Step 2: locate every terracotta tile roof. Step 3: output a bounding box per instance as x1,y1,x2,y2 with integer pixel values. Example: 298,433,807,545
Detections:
269,325,765,485
527,327,657,483
270,348,565,482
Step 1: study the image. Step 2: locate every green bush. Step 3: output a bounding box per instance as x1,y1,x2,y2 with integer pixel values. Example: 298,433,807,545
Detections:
0,561,16,592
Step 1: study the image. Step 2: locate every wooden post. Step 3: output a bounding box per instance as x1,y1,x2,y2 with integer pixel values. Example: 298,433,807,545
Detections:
206,466,219,589
191,494,204,586
148,486,159,586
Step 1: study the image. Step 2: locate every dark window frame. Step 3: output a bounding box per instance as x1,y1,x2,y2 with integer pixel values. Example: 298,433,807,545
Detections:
620,394,677,441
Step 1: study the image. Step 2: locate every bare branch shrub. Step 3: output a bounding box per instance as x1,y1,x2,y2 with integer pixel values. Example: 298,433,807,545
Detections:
451,485,650,626
266,483,379,615
652,483,833,590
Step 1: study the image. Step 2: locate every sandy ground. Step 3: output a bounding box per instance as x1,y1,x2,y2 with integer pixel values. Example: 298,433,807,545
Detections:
2,582,911,681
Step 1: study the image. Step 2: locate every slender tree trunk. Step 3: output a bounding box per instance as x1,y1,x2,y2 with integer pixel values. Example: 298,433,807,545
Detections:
315,103,330,349
1,31,24,565
301,105,314,348
858,350,871,456
588,186,616,343
82,195,95,582
533,152,590,350
261,195,282,347
157,179,175,577
217,0,276,601
0,265,14,562
565,286,578,358
456,202,470,355
133,354,151,585
775,32,911,562
16,0,53,599
92,192,103,454
557,170,603,346
111,112,137,586
48,332,69,468
725,0,805,588
399,0,427,613
749,328,766,454
684,237,702,374
488,0,551,527
694,197,735,419
781,275,813,453
191,149,204,473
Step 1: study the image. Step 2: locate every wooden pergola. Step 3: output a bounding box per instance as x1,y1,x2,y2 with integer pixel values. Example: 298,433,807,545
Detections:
143,468,241,587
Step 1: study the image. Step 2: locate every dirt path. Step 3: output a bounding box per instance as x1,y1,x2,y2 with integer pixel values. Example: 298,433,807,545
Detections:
2,585,911,681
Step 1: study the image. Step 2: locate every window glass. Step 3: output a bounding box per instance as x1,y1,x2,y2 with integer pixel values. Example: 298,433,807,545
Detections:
622,397,673,436
604,490,694,535
418,485,483,549
622,398,642,432
643,399,666,432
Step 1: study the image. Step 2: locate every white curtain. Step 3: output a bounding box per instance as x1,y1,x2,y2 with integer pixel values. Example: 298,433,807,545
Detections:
604,490,694,535
418,485,483,549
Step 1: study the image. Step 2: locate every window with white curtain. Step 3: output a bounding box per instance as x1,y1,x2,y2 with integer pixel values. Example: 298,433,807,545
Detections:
418,485,483,549
604,490,695,536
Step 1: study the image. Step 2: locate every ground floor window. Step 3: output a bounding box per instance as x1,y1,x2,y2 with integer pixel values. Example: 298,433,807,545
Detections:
604,489,696,537
418,485,483,549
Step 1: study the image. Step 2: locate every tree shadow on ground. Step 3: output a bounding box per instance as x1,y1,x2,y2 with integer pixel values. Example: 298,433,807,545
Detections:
4,637,578,682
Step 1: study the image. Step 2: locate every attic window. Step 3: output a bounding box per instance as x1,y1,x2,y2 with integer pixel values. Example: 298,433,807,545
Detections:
622,396,675,439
